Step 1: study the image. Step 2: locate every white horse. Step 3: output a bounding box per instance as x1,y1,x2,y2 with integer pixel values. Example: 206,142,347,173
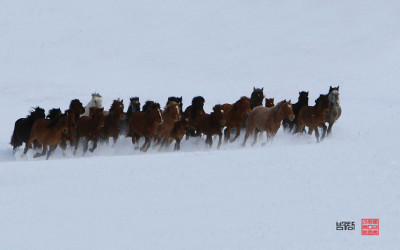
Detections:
82,93,103,117
325,86,341,136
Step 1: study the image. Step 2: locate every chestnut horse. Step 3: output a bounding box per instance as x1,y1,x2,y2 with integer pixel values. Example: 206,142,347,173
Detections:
74,107,105,155
100,99,125,144
168,115,190,151
282,91,309,132
23,114,69,159
265,98,274,108
243,100,294,147
155,101,182,148
167,96,183,112
197,104,226,149
129,102,163,152
223,97,251,143
326,86,341,136
10,107,45,153
296,94,330,142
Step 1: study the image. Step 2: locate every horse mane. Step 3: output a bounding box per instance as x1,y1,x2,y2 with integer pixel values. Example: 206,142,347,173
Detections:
27,106,45,119
142,100,156,112
110,99,123,111
92,93,102,98
191,96,205,117
47,114,65,128
47,108,62,120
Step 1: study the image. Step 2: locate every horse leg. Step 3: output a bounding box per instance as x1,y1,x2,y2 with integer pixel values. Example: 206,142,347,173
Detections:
46,145,57,160
89,137,98,152
83,139,89,155
174,138,181,151
207,134,213,148
23,138,33,155
230,126,241,143
113,135,118,145
34,145,47,158
217,131,223,149
314,127,320,143
251,128,260,147
242,127,252,147
224,127,231,143
308,127,314,135
140,136,150,152
321,124,327,141
327,122,333,136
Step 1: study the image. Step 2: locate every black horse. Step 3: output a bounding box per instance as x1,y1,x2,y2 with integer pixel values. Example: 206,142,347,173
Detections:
282,91,309,133
10,107,46,153
250,87,265,109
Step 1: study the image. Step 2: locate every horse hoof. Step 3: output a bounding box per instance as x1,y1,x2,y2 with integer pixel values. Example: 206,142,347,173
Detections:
33,153,41,158
89,148,94,153
229,139,236,143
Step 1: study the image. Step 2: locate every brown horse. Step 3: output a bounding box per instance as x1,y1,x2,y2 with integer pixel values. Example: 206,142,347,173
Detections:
296,94,330,142
155,101,182,148
100,99,125,144
223,97,251,143
129,102,163,152
243,100,294,147
23,114,69,159
265,98,274,108
74,107,104,155
60,99,85,149
197,104,226,149
167,115,190,151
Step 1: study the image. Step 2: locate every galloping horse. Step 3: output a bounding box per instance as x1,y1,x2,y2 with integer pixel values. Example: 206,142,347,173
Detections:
120,97,140,136
82,93,103,117
243,100,294,147
250,87,265,109
282,91,309,132
167,96,183,112
10,107,46,153
129,102,163,152
223,97,251,143
326,86,341,136
60,99,85,149
74,107,105,154
155,101,182,148
23,114,70,159
197,104,226,149
184,96,205,139
101,99,125,144
296,94,330,142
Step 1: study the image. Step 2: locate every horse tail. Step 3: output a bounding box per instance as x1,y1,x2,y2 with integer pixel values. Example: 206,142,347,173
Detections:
10,128,23,148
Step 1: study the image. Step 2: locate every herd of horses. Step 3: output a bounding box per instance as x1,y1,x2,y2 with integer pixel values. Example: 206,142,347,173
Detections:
10,86,341,159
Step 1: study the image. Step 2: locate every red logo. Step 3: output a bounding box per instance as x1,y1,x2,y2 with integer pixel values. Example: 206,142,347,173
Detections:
361,219,379,235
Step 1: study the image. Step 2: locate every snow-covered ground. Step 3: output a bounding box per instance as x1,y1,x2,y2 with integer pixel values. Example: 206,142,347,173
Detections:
1,0,400,249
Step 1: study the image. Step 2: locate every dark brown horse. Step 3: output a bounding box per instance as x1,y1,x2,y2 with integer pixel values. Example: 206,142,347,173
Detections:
10,107,46,153
223,97,251,143
23,114,69,159
74,107,105,154
129,102,163,152
100,99,125,144
296,94,330,142
265,98,274,108
197,104,226,149
243,100,294,147
168,115,191,151
183,96,205,139
155,101,182,148
250,87,265,109
60,99,85,150
282,91,309,132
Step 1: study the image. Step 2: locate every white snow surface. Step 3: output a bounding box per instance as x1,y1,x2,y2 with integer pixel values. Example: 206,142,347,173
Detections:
1,0,400,249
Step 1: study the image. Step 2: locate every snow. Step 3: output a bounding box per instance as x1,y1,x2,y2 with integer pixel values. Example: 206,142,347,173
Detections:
1,0,400,249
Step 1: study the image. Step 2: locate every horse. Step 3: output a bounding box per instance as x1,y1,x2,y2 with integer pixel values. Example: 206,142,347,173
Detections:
129,102,163,152
250,87,265,109
142,100,156,112
296,94,330,142
282,91,309,132
243,100,294,147
167,96,183,112
23,114,69,159
183,96,205,140
120,97,140,136
154,101,182,148
82,93,103,117
74,107,105,155
223,97,251,143
100,99,125,144
10,107,46,153
168,115,190,151
197,104,226,149
265,98,274,108
46,108,62,120
326,86,341,136
60,99,86,149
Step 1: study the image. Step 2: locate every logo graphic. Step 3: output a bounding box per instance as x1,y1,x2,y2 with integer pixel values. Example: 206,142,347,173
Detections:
361,219,379,235
336,221,355,230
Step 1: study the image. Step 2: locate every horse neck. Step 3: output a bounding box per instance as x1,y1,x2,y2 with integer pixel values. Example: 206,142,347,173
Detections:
271,105,286,122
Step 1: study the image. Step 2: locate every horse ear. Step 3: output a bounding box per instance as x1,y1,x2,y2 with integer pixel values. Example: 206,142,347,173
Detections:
261,87,264,91
337,86,339,91
289,99,291,103
330,86,333,91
